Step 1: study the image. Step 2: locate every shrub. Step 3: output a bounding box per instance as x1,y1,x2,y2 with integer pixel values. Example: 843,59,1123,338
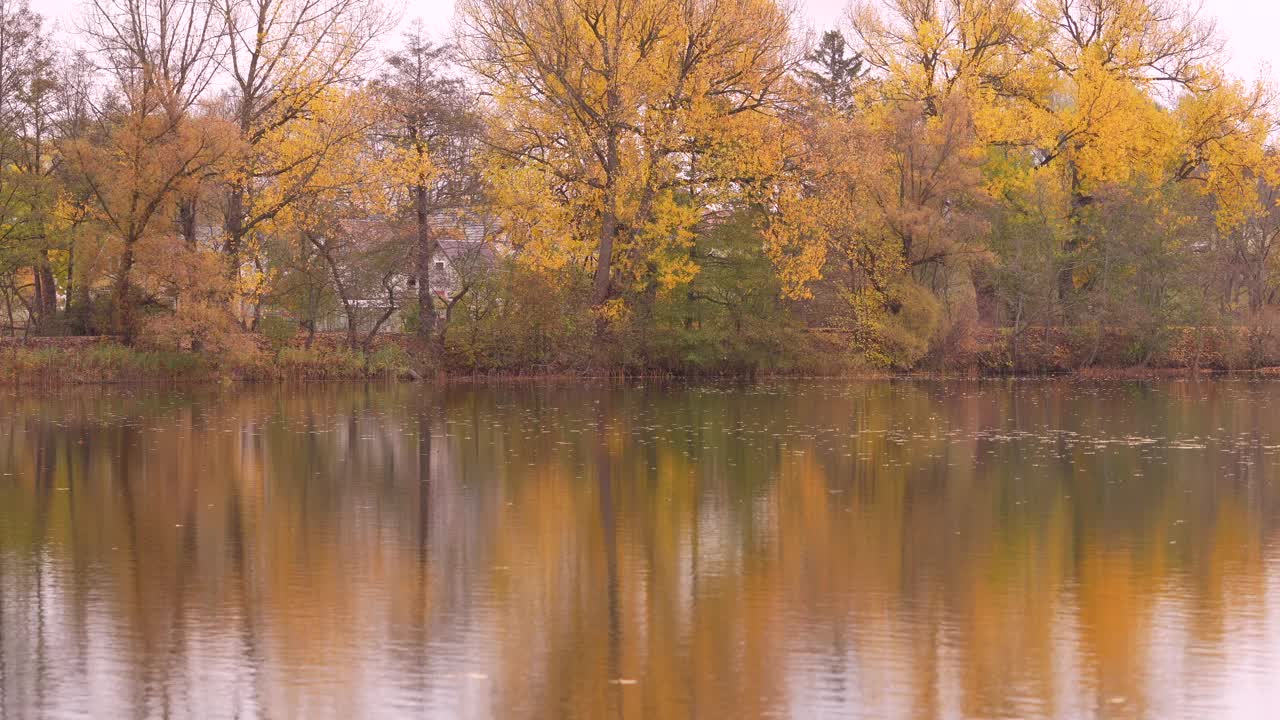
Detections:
844,282,941,370
367,343,410,375
276,346,365,380
258,315,298,355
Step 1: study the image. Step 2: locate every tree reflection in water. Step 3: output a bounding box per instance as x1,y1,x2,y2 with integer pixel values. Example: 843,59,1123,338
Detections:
1,380,1279,719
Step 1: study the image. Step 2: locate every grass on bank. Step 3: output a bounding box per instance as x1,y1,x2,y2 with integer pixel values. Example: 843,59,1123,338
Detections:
0,343,205,383
0,340,415,384
7,320,1280,385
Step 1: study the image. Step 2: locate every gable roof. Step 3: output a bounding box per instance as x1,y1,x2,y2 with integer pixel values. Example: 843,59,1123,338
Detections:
332,211,502,263
428,210,500,242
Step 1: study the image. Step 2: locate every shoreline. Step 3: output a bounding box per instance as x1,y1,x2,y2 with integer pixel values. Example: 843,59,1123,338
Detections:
5,332,1280,385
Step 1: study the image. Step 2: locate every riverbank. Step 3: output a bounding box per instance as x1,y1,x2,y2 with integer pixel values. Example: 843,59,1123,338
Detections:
0,335,415,384
4,325,1280,384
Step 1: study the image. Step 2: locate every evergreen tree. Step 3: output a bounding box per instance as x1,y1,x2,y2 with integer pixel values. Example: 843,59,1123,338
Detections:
800,30,863,114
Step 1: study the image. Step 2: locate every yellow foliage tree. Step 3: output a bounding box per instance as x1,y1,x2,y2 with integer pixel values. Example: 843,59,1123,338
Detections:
226,86,385,323
63,113,234,341
851,0,1272,311
215,0,393,317
458,0,794,326
765,95,986,367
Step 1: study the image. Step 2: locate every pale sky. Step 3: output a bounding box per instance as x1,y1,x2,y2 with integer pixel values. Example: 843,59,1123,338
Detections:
34,0,1280,83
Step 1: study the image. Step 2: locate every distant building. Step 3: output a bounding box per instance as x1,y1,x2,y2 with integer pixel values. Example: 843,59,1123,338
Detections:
313,212,502,333
416,210,502,297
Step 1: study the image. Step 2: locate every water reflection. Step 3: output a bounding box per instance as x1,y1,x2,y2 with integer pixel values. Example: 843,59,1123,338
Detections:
2,381,1280,718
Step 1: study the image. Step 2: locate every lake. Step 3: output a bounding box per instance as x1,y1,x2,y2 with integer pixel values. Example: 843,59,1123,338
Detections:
2,380,1279,719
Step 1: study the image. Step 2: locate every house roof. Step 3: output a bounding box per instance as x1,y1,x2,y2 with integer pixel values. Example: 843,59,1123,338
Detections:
428,210,502,264
428,210,501,243
437,239,498,264
334,212,502,264
336,218,403,245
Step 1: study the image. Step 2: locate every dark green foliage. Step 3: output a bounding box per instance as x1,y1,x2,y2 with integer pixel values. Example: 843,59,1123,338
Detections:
644,210,816,374
799,30,863,114
444,262,596,372
258,315,298,355
436,211,844,375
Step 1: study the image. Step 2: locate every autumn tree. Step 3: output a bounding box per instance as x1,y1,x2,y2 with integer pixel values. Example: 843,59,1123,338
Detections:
86,0,225,236
844,1,1258,317
306,218,410,355
848,0,1027,115
425,211,502,353
1014,0,1216,303
0,0,60,332
51,51,103,331
263,85,402,352
766,92,987,367
374,27,484,349
457,0,794,330
68,0,233,341
214,0,393,302
1223,162,1280,316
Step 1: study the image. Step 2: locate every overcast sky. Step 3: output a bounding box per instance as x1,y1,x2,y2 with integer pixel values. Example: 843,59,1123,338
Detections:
36,0,1280,83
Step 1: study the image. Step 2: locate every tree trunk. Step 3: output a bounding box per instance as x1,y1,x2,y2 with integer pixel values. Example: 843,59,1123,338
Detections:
414,183,437,344
65,242,75,315
40,260,57,319
26,241,59,334
115,240,138,343
66,243,92,334
343,300,360,351
592,131,621,309
593,210,618,305
31,265,51,332
222,187,249,328
438,287,471,359
180,196,199,246
1058,161,1091,317
223,187,245,277
4,287,14,336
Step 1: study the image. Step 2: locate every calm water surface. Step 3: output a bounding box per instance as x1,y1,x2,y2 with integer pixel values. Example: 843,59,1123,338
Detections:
2,380,1280,719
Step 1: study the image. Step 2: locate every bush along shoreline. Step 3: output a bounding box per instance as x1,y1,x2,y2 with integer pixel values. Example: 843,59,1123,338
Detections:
0,335,412,384
7,324,1280,385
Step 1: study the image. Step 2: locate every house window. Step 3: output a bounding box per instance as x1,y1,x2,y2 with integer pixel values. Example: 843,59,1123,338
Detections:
434,260,446,274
